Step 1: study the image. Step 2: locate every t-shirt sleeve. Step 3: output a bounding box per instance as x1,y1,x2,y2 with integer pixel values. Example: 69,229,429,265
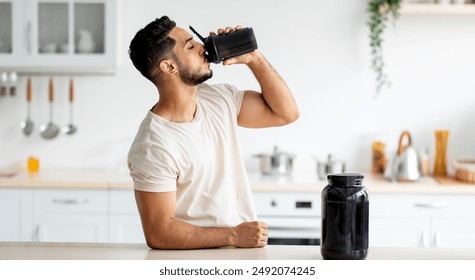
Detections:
128,144,178,192
216,84,246,116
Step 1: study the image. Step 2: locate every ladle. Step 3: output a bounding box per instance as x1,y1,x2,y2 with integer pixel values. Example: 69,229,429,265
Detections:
20,78,34,136
39,78,59,139
62,78,77,135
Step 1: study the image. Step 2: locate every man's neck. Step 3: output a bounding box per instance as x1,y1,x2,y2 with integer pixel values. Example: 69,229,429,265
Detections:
152,83,198,123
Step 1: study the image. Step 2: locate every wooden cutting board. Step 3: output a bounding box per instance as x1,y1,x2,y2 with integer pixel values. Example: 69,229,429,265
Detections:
433,175,471,185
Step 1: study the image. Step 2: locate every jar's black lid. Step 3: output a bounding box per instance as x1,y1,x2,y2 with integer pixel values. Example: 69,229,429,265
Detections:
327,173,364,187
327,173,364,180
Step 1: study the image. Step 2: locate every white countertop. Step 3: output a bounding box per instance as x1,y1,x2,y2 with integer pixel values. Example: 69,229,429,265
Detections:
0,169,131,189
1,168,475,194
248,171,475,194
1,242,474,260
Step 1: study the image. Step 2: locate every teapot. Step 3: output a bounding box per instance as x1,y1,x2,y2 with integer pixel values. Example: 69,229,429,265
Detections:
384,130,420,181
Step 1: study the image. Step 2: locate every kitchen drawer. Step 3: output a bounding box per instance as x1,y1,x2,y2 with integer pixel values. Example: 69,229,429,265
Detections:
34,213,108,243
370,217,431,247
253,192,321,217
109,190,138,213
33,189,107,214
371,194,475,218
432,218,475,248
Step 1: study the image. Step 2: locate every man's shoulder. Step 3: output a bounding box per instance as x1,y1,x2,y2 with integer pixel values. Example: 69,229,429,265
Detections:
198,83,237,95
128,113,171,154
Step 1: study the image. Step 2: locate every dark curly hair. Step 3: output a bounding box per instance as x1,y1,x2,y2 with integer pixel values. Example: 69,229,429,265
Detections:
129,16,176,83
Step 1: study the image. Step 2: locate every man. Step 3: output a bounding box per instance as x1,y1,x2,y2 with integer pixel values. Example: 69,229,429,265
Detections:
128,16,299,250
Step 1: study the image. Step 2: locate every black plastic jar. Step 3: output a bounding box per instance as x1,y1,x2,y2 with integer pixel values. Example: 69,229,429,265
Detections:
321,173,369,260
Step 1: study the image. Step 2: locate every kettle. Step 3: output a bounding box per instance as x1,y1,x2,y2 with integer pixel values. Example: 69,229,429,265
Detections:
385,130,420,181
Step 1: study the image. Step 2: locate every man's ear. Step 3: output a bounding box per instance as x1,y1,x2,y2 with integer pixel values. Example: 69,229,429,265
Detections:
159,59,178,74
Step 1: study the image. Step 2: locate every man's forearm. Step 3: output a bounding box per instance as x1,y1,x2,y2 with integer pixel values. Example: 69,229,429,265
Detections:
145,219,234,249
144,219,266,249
247,52,299,123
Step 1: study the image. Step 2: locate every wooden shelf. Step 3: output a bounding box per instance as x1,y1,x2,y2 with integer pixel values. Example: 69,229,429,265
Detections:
400,3,475,15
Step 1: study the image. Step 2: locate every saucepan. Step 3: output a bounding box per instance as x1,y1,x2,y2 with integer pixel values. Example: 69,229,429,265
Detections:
314,154,346,180
253,146,295,176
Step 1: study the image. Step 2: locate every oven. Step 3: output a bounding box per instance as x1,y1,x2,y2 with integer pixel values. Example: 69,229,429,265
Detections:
253,192,321,245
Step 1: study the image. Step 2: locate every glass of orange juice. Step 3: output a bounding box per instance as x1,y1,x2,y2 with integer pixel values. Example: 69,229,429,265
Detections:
27,157,40,173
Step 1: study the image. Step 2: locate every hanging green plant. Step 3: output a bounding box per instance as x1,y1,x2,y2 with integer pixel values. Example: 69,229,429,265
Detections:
367,0,400,95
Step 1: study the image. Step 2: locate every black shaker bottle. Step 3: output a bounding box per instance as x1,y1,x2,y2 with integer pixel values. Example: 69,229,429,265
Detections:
189,25,258,64
321,173,369,260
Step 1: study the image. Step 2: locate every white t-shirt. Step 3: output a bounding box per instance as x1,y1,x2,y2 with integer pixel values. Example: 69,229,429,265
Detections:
128,83,257,227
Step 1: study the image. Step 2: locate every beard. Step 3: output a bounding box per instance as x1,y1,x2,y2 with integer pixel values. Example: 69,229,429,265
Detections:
176,57,213,86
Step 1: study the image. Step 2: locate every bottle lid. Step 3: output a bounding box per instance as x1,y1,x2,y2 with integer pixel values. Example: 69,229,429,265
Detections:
327,173,364,186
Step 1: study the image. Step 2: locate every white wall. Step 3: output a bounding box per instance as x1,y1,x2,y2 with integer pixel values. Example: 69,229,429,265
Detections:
1,0,474,175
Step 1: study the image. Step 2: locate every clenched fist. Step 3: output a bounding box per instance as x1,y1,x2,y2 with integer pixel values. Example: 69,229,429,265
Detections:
231,221,268,248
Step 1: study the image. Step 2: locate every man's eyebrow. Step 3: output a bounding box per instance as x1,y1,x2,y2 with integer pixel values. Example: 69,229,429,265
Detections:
184,37,193,47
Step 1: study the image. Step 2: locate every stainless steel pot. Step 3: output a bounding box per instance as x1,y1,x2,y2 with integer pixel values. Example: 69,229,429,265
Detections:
315,154,346,180
254,146,295,176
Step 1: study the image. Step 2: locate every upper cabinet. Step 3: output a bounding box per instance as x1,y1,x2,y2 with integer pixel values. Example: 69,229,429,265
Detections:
0,0,117,74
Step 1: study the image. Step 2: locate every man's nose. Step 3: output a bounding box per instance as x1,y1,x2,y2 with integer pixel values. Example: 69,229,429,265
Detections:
198,44,206,55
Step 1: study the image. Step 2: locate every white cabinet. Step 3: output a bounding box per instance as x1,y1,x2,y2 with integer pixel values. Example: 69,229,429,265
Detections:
370,217,431,248
109,190,145,243
0,0,24,66
0,189,33,241
253,190,475,249
32,189,108,242
431,218,475,249
1,188,145,243
0,0,117,73
4,186,473,247
370,194,475,248
34,213,108,242
0,185,475,248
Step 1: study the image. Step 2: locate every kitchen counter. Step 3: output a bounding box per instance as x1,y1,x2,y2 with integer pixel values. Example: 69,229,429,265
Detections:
1,168,475,194
0,169,131,189
1,242,474,260
248,171,475,194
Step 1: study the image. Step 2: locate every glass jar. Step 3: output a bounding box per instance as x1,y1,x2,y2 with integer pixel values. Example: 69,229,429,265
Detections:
371,140,386,174
321,173,369,260
433,129,449,176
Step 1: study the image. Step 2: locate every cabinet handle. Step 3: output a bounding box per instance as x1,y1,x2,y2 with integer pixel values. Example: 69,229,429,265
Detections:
35,225,47,242
52,198,89,205
34,225,39,242
414,203,449,209
434,232,440,248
